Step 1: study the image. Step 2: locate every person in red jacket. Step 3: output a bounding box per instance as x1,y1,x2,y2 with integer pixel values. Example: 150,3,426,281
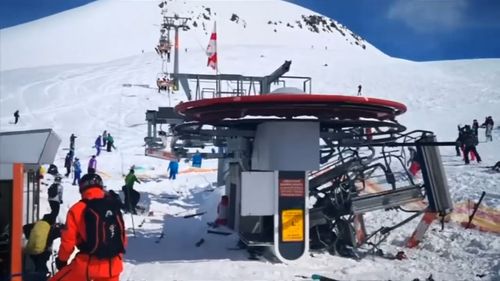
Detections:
49,173,127,281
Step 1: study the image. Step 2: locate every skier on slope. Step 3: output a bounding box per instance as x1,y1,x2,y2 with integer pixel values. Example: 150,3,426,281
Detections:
13,110,20,124
461,125,482,164
455,125,464,157
122,168,141,214
94,135,102,156
106,134,116,152
69,133,77,150
73,157,82,185
102,130,108,147
88,155,97,174
472,119,479,137
48,175,63,220
481,116,494,142
167,158,179,180
191,150,202,168
457,125,476,161
64,152,73,177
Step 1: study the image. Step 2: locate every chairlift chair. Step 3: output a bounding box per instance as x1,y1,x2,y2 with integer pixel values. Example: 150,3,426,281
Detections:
158,36,171,61
159,36,168,46
156,73,172,93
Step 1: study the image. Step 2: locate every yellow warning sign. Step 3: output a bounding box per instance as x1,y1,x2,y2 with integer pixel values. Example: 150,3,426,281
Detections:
282,209,304,242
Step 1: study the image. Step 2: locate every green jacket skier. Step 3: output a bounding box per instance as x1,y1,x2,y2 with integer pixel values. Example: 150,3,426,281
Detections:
123,168,141,214
124,169,140,189
106,134,116,152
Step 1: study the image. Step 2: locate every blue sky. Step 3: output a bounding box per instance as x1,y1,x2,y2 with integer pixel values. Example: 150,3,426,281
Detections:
0,0,93,27
288,0,500,61
1,0,499,61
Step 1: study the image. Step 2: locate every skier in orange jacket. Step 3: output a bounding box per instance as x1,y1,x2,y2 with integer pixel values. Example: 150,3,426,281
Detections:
49,174,127,281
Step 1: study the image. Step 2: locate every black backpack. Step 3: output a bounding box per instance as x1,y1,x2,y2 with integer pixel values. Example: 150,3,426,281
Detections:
79,198,126,259
47,164,59,176
48,184,58,198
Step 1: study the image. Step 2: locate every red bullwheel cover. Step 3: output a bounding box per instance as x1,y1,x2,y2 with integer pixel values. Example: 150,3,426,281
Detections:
175,94,407,122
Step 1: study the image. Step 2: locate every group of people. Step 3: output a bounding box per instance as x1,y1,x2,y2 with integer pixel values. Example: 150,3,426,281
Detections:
406,116,496,176
470,116,495,142
155,45,171,61
22,140,207,280
166,151,203,180
455,116,495,164
25,173,127,280
26,128,133,279
456,124,482,164
63,134,82,185
156,76,173,93
155,37,171,61
63,131,117,188
94,130,116,156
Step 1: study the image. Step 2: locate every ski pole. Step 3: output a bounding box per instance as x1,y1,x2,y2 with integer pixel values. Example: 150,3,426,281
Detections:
125,186,136,237
129,211,136,237
466,191,486,229
51,251,57,276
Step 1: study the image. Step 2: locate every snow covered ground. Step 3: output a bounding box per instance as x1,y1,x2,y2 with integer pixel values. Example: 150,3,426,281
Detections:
1,0,499,280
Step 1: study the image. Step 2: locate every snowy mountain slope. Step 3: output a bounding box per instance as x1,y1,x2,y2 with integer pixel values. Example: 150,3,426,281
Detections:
1,0,500,280
0,0,380,71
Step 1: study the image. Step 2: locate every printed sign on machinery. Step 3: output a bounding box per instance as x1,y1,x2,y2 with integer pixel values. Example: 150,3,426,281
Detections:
281,209,304,242
278,171,306,260
279,178,304,197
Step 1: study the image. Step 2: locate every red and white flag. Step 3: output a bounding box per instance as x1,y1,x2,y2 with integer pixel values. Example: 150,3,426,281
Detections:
206,22,217,70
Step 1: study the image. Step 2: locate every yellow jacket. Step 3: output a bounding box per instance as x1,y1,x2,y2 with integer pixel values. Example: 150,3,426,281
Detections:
25,220,50,255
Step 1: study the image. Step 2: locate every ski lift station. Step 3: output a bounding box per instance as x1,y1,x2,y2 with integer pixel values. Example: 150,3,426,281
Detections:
145,61,455,262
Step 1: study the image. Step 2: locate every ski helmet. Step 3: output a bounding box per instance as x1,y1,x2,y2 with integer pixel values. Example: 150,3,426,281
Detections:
79,173,103,193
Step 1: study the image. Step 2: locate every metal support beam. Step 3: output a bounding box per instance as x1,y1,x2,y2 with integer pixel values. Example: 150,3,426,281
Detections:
161,15,190,90
351,185,424,214
171,61,311,101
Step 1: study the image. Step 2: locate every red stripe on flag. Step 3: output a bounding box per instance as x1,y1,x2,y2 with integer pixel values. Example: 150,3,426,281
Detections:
206,22,217,71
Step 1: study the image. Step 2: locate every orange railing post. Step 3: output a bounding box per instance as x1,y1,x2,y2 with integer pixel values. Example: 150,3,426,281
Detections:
11,163,24,281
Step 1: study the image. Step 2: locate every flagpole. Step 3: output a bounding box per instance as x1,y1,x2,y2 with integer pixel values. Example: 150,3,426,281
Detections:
214,21,218,96
214,21,218,76
206,21,218,95
206,21,218,74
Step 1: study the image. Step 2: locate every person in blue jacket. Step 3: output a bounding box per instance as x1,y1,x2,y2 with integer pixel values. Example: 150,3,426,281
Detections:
167,158,179,180
94,135,102,156
72,157,82,185
191,150,202,168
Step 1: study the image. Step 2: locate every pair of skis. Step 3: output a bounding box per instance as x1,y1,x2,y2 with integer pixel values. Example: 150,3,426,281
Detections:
295,274,338,281
153,212,209,244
